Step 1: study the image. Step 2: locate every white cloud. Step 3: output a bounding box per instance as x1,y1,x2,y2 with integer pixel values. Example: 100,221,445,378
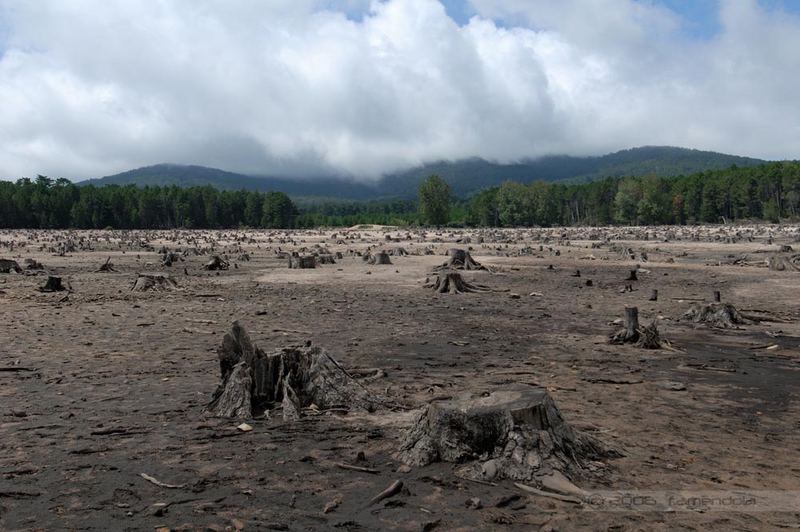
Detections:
0,0,797,181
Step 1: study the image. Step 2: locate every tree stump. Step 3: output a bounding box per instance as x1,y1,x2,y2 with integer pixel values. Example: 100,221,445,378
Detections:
289,255,317,269
96,257,117,272
683,303,749,328
316,254,336,265
39,276,70,292
434,249,485,271
425,271,490,294
204,255,229,271
713,290,721,302
396,384,618,482
367,251,392,265
131,273,178,292
649,289,658,301
205,322,382,419
625,269,638,281
768,254,800,272
610,306,664,348
0,259,22,274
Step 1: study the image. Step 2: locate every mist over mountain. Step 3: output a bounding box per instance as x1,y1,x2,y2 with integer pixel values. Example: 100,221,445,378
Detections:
80,146,766,201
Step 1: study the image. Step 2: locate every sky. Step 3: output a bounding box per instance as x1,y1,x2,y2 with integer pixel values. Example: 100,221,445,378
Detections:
0,0,799,182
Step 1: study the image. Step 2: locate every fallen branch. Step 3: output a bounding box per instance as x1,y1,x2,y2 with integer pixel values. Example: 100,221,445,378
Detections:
513,482,583,504
334,462,379,474
139,472,187,489
367,479,403,506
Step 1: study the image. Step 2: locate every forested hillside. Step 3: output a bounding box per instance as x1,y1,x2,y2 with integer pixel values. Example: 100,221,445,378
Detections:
2,161,798,229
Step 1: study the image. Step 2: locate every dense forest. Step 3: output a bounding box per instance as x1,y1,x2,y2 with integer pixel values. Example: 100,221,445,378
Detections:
1,161,799,229
0,178,297,229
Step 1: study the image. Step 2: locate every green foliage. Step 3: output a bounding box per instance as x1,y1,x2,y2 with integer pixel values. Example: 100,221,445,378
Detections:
3,160,800,229
418,175,451,225
0,179,297,229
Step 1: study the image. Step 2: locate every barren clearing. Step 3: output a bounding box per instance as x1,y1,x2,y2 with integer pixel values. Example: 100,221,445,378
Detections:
2,224,800,531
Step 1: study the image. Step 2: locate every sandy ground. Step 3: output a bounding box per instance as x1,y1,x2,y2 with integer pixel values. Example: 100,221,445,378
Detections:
1,225,800,531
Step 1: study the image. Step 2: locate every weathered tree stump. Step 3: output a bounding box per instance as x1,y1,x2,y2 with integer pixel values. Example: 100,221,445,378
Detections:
367,251,392,265
316,254,336,265
610,306,664,348
435,249,485,271
289,255,317,269
396,384,618,482
649,289,658,301
625,269,638,281
425,271,490,294
204,255,229,271
713,290,721,302
683,303,749,328
768,254,800,272
205,322,382,419
24,258,44,270
39,276,70,292
96,257,117,272
131,273,178,292
0,259,22,274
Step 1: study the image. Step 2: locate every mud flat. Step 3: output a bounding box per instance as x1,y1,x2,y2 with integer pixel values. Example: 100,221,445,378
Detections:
1,224,800,530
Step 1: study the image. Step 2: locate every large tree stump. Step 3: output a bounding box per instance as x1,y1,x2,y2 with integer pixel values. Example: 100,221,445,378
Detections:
39,276,70,292
367,251,392,265
682,303,749,328
0,259,22,274
396,384,618,482
205,322,382,419
434,249,485,271
425,271,490,294
204,255,229,270
289,255,317,269
768,254,800,272
131,273,178,292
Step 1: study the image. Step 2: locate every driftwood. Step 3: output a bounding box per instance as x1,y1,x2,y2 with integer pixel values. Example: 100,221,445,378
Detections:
396,384,618,483
205,322,382,419
682,303,749,328
131,273,178,292
425,271,490,294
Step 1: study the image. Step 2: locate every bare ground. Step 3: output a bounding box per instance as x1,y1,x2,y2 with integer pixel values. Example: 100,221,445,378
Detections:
1,225,800,531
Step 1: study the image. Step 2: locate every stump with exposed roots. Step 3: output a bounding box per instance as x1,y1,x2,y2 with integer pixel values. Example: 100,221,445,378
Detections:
205,322,382,419
289,255,317,269
610,306,665,348
204,255,229,271
0,259,22,274
131,273,178,292
682,303,749,328
396,384,619,482
768,254,800,272
425,271,490,294
434,249,485,271
367,251,392,265
96,257,117,272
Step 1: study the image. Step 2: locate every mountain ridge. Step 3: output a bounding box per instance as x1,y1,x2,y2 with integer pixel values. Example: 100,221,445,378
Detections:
79,146,768,201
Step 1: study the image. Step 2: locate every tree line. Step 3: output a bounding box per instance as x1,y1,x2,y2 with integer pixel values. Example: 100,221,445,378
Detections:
1,160,799,229
0,177,297,229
